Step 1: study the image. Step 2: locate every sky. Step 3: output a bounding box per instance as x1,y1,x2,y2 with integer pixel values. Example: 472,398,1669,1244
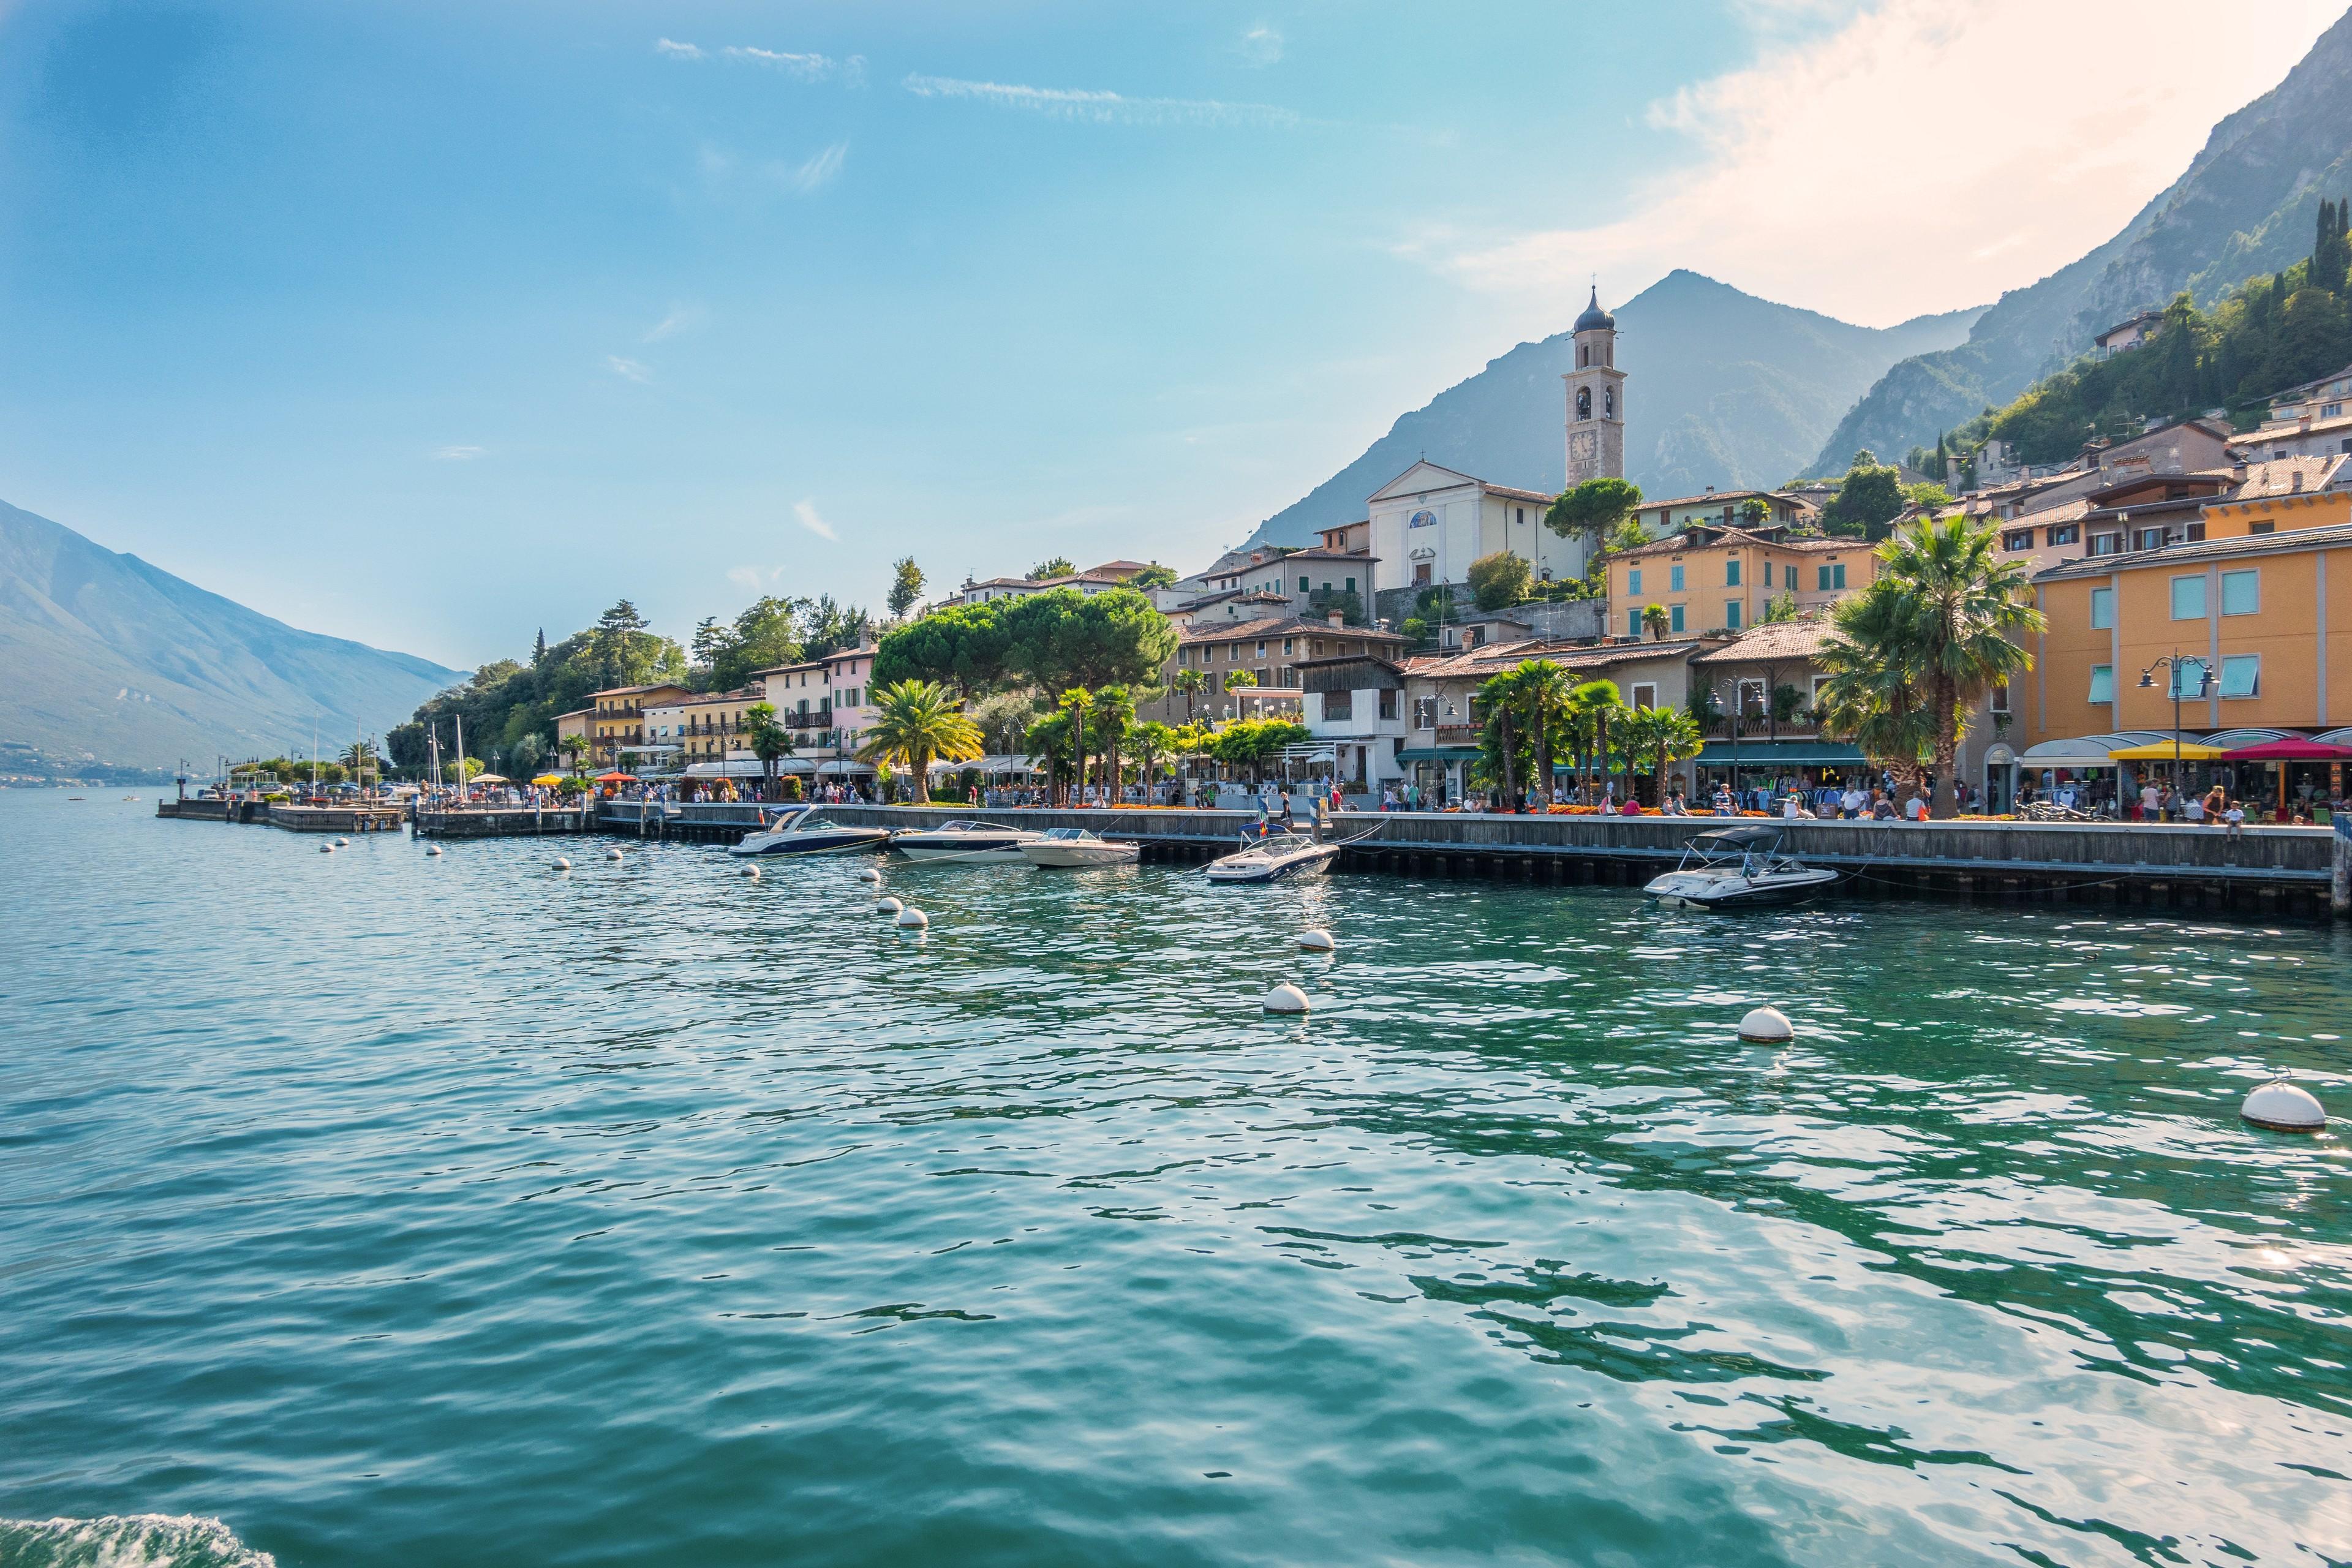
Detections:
1,0,2339,670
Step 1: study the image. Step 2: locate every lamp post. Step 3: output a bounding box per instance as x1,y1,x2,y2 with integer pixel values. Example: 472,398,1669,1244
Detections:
2137,652,2212,805
1716,676,1744,809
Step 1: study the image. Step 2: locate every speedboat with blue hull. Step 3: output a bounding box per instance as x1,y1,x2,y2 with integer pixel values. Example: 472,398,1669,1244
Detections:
1202,831,1341,884
727,805,894,858
1643,826,1838,910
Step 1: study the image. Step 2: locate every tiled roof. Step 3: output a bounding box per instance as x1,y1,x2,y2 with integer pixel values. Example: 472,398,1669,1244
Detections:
2223,453,2349,498
2035,521,2352,583
2230,412,2352,445
1691,615,1838,665
1177,616,1407,645
589,683,692,697
1613,527,1863,562
1406,636,1716,680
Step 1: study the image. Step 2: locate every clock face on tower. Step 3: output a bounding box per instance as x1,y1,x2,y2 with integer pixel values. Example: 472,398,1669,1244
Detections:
1567,429,1597,464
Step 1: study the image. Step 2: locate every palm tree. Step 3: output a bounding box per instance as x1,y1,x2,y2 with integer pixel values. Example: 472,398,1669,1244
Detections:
1222,668,1258,717
1057,687,1091,800
1872,516,2044,817
1815,579,1935,807
857,680,982,804
1642,604,1669,642
743,701,794,800
1618,706,1703,805
1475,671,1521,804
1569,679,1625,801
1132,720,1175,803
1515,660,1573,805
557,733,591,775
1090,685,1136,804
1025,710,1076,804
1171,667,1207,722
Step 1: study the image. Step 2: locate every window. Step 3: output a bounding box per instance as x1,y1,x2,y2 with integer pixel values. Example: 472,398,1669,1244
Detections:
1670,565,1686,592
2220,570,2259,615
2048,523,2080,546
1228,644,1240,662
1815,564,1833,590
1413,697,1437,729
1378,688,1398,721
2169,575,2207,619
2169,657,2209,699
1670,604,1686,633
1310,641,1324,657
2218,655,2260,698
2250,520,2275,535
2089,587,2114,629
1628,568,1643,594
1631,682,1657,710
1725,600,1743,630
2090,532,2124,556
1627,609,1643,637
1727,559,1742,586
2003,530,2032,552
1738,679,1766,718
2088,665,2114,703
1255,640,1268,657
1298,576,1310,593
1990,684,2009,714
1344,577,1355,593
1322,690,1353,722
1515,507,1526,526
1282,638,1294,655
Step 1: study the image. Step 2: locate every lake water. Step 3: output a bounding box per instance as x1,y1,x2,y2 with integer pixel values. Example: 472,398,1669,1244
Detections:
3,788,2349,1567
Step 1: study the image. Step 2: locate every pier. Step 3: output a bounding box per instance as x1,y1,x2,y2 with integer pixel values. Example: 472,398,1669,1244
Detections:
413,805,589,838
157,799,404,832
582,802,2351,919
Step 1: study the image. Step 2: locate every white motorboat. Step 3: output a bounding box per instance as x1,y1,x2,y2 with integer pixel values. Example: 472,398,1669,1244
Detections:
1202,831,1341,884
889,818,1044,864
728,805,894,858
1019,827,1141,868
1643,826,1839,910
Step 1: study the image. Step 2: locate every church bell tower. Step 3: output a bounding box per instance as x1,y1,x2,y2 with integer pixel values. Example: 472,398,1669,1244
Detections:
1562,285,1626,486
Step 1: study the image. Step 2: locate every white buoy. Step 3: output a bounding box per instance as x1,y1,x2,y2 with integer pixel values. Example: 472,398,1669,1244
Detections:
1738,1006,1793,1043
858,867,883,884
875,896,903,915
741,864,761,880
426,844,443,856
335,836,350,847
553,856,571,872
2242,1078,2327,1133
895,907,929,929
606,847,623,861
318,842,334,854
1263,982,1310,1013
1297,928,1336,952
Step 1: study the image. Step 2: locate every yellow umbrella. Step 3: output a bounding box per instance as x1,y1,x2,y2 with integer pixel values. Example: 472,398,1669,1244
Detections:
2108,742,2228,761
530,773,566,786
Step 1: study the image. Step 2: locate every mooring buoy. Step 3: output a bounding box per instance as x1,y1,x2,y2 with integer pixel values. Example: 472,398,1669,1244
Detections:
1738,1006,1793,1043
875,896,903,915
895,907,929,929
2242,1077,2326,1133
553,856,571,872
1263,982,1310,1013
1297,929,1336,952
741,864,761,880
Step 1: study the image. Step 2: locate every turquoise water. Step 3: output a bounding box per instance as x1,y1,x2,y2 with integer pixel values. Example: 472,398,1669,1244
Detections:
3,788,2350,1567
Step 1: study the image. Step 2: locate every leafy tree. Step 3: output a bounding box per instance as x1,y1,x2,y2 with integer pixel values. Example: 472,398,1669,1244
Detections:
1641,604,1670,641
1466,550,1534,611
1738,496,1771,527
1545,477,1643,551
1131,562,1178,590
888,557,925,620
1029,556,1078,581
594,600,652,687
1001,587,1177,694
871,600,1015,695
801,595,872,660
1902,481,1954,510
1210,718,1307,786
1820,456,1907,540
712,597,807,690
856,680,982,804
691,617,731,673
1221,668,1259,717
532,627,547,665
968,691,1035,755
1306,586,1365,625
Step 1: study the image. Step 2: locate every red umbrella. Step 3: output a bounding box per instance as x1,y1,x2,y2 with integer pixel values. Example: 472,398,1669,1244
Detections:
594,770,638,782
2225,740,2352,760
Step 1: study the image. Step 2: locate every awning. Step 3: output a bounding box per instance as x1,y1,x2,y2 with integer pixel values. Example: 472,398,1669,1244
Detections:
1396,746,1482,763
1693,741,1867,767
817,760,876,775
2225,739,2352,761
2109,742,2229,761
2015,732,2168,767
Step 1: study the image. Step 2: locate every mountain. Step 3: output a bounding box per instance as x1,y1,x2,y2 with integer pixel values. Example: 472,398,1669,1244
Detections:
0,499,466,770
1243,270,1982,549
1817,9,2352,472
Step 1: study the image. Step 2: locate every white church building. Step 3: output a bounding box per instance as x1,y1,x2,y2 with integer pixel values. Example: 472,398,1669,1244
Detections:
1363,287,1626,608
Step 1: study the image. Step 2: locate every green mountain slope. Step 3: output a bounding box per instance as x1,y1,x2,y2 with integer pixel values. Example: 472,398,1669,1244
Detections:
1815,7,2352,470
1244,270,1981,549
0,500,465,769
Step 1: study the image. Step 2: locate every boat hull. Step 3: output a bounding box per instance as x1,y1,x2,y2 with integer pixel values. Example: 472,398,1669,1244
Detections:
727,829,892,858
892,837,1038,864
1020,843,1140,868
1643,869,1838,909
1204,846,1340,883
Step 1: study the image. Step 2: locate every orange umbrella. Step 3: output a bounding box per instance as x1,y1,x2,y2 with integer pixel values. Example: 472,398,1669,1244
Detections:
594,770,637,783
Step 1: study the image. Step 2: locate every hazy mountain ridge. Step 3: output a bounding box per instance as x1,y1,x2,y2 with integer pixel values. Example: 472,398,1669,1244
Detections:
1815,9,2352,470
0,500,465,768
1244,270,1982,549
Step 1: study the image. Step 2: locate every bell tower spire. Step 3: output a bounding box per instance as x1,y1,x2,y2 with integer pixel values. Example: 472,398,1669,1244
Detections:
1563,285,1626,486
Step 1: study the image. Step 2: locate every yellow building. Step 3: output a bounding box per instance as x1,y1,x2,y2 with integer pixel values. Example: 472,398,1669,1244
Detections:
1607,526,1874,641
643,688,766,763
587,684,692,768
2026,459,2352,745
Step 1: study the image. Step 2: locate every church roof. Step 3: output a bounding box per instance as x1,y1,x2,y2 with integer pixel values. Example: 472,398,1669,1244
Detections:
1574,286,1615,334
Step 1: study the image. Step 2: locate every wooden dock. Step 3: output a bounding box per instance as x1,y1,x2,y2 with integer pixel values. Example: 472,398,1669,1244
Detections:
413,805,587,838
157,799,404,832
588,802,2350,919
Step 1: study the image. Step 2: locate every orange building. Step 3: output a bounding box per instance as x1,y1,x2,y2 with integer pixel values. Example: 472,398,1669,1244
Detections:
1607,525,1874,641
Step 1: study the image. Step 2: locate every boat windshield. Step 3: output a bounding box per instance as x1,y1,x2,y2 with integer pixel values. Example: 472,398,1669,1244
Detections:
1040,827,1096,842
930,820,982,832
1239,833,1315,854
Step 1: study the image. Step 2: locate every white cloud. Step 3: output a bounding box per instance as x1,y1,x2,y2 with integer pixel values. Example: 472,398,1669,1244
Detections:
606,355,652,383
726,565,769,590
660,39,865,85
644,303,706,342
431,444,484,461
1412,0,2342,328
901,74,1300,130
775,141,848,194
1235,23,1284,67
793,500,837,541
654,38,704,60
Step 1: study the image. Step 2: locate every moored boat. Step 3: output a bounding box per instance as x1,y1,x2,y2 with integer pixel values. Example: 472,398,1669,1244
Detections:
889,818,1044,864
1202,831,1340,884
1643,826,1838,910
727,805,893,858
1019,827,1140,868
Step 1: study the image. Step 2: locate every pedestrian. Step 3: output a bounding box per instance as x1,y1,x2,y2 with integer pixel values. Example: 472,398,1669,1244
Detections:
1840,783,1865,820
2224,797,2246,838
